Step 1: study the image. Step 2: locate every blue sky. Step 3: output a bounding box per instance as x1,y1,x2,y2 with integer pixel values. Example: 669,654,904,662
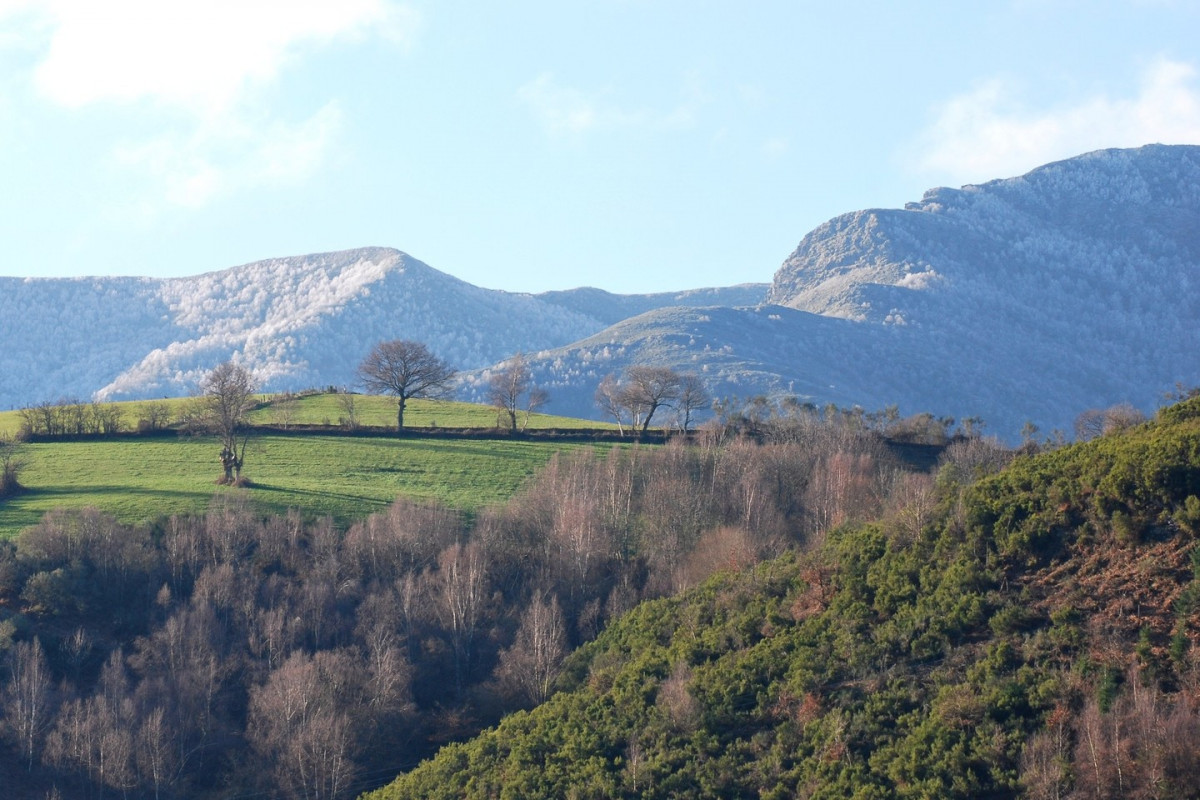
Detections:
2,1,1199,294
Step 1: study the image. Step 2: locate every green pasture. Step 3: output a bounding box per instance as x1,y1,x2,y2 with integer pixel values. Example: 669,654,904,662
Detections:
0,393,613,437
0,433,606,539
245,392,614,431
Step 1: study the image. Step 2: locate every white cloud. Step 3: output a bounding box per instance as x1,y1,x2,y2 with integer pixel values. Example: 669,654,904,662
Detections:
910,58,1200,182
1,1,416,208
518,72,699,137
10,0,417,115
761,136,788,159
114,103,343,208
518,74,599,136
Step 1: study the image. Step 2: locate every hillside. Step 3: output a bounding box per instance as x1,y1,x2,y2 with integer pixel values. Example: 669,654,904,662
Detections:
366,396,1200,799
0,249,756,412
482,145,1200,438
2,145,1198,440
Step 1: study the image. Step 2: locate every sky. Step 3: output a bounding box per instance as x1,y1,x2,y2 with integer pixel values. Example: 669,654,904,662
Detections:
1,1,1199,295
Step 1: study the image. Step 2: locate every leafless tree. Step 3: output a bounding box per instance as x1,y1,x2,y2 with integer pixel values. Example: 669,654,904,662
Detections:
434,542,488,698
621,365,682,434
1,636,54,770
201,361,257,484
336,389,361,430
137,399,173,432
674,373,709,432
1075,407,1106,442
88,401,125,435
1103,402,1146,435
488,353,548,433
495,592,567,707
0,434,25,497
595,366,685,436
273,391,299,428
595,374,628,434
357,339,457,431
246,650,361,800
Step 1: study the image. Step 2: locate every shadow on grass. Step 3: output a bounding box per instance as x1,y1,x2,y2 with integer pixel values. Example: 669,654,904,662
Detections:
13,485,216,503
250,482,391,508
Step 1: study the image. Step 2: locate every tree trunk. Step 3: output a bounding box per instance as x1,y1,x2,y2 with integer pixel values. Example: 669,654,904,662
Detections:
396,397,407,431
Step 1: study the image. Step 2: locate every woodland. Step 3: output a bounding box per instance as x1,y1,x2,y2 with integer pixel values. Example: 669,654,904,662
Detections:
0,381,1198,799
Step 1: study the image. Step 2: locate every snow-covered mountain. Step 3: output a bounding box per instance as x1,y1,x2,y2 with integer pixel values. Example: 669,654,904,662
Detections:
482,144,1200,437
0,246,767,410
2,144,1196,439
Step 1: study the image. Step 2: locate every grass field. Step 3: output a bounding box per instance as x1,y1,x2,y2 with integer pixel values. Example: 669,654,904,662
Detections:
0,392,613,437
0,432,611,539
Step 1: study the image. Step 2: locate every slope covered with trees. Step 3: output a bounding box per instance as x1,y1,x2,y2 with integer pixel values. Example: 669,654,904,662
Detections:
367,395,1200,799
0,401,929,798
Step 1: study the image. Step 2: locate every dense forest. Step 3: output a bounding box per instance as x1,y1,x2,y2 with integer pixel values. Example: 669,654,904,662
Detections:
2,394,1198,798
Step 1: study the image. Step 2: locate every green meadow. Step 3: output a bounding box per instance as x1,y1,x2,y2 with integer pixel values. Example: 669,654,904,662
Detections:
0,433,607,538
1,393,613,437
0,393,622,539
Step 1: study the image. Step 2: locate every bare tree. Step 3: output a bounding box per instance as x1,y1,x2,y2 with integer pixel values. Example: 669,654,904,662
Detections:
434,542,488,698
495,592,567,707
622,365,683,434
1,636,54,770
675,373,709,432
595,374,628,435
201,361,257,484
1103,402,1146,435
0,434,25,497
137,400,173,432
1074,408,1106,442
336,390,360,430
246,650,360,800
357,339,457,431
488,353,547,433
273,391,299,429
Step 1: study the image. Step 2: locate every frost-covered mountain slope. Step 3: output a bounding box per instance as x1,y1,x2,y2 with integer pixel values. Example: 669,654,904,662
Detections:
460,305,891,421
3,145,1196,439
462,300,1093,436
0,247,763,411
487,145,1200,437
768,144,1200,324
0,248,606,407
759,144,1200,432
536,283,769,326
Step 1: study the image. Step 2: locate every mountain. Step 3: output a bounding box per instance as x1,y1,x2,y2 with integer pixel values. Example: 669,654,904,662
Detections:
495,144,1200,437
2,144,1197,438
0,247,760,410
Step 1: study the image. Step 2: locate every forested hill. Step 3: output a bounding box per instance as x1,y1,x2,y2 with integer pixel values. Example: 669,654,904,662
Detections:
366,395,1200,799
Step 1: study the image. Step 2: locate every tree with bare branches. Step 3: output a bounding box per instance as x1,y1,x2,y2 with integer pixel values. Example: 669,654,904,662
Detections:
495,592,567,707
488,353,548,434
0,434,25,498
1,636,53,771
675,373,709,432
201,361,257,485
357,339,457,431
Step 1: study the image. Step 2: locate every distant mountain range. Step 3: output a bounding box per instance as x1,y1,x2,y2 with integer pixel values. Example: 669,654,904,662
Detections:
2,144,1197,438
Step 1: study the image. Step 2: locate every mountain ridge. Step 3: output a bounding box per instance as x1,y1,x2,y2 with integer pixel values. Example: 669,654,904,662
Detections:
2,144,1197,439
